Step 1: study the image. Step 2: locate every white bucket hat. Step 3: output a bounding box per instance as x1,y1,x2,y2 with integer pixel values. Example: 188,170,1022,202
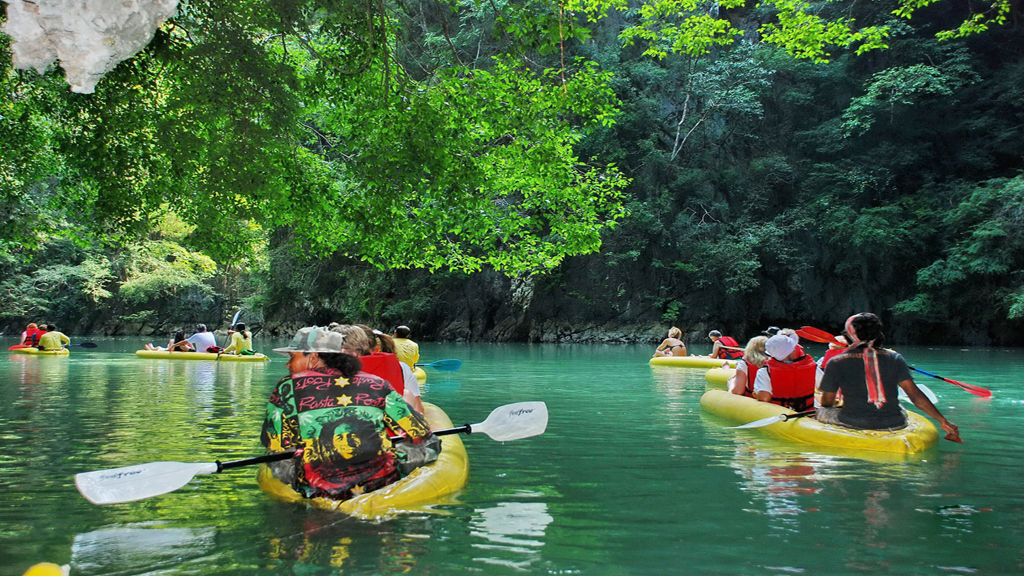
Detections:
765,333,798,361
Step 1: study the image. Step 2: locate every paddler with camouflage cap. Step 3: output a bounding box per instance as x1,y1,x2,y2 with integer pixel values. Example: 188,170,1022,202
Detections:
260,326,439,501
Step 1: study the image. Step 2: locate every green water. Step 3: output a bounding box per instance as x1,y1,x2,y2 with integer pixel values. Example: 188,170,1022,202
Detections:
1,339,1021,575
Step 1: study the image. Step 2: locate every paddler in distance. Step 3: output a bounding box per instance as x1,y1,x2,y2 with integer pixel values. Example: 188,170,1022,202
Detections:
708,330,744,360
392,325,420,369
261,326,440,501
37,324,71,351
817,313,961,442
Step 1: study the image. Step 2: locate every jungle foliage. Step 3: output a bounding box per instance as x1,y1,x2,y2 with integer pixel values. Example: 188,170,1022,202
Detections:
1,0,1023,343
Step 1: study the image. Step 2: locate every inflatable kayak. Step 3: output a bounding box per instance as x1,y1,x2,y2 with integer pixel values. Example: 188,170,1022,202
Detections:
650,356,737,369
700,389,939,455
258,402,469,518
134,350,270,362
414,366,427,383
11,347,69,356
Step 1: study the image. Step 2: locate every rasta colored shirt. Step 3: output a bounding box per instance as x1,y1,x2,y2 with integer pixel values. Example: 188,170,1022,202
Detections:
260,367,432,500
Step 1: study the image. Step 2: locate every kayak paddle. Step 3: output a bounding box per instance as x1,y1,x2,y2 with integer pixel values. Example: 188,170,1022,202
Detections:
75,401,547,505
909,366,992,398
416,359,462,371
726,409,816,429
75,450,302,505
800,326,992,398
69,342,98,348
393,401,548,442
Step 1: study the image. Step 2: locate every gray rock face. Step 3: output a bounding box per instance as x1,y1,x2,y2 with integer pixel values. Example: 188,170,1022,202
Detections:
2,0,178,93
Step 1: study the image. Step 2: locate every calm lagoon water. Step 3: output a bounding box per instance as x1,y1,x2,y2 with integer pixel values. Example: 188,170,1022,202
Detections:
1,338,1022,575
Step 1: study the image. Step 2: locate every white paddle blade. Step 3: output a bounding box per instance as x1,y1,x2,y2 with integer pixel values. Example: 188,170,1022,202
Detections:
474,402,548,441
727,414,786,429
75,462,218,505
898,384,938,405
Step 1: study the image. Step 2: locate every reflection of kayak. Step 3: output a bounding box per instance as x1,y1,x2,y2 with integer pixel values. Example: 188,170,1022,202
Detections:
650,356,736,369
258,402,469,518
134,350,270,362
11,347,69,356
414,366,427,383
705,367,734,390
700,389,939,455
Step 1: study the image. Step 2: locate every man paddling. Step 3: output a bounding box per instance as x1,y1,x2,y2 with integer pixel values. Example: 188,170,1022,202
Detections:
817,313,961,442
708,330,744,360
37,325,71,351
261,326,439,501
392,325,420,369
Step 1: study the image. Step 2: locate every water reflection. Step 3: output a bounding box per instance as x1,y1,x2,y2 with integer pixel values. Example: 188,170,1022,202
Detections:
71,523,216,576
470,501,553,571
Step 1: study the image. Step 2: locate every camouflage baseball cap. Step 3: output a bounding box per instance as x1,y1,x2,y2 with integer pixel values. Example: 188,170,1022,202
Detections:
273,326,345,356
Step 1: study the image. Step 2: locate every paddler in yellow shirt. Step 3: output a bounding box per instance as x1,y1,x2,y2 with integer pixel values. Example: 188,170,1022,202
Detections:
37,325,71,351
392,325,420,369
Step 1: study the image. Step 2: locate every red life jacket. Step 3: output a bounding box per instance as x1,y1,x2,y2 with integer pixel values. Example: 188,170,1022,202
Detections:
358,352,404,395
820,348,844,369
763,354,817,411
23,328,43,346
715,336,744,359
741,361,759,397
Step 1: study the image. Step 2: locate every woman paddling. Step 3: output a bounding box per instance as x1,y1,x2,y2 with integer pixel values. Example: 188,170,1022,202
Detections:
260,326,440,501
223,323,253,355
817,313,961,442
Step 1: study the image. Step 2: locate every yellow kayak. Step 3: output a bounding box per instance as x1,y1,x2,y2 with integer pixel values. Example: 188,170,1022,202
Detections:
700,389,939,455
650,356,736,369
10,347,69,356
414,366,427,383
258,402,469,519
705,367,735,390
134,350,270,362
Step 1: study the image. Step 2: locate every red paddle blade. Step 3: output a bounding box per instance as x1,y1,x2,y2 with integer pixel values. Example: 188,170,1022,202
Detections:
947,379,993,398
798,326,844,346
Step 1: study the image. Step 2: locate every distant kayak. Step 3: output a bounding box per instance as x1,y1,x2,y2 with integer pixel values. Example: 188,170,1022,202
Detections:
257,402,468,519
705,367,734,390
11,347,69,356
650,356,737,369
134,350,270,362
700,389,938,455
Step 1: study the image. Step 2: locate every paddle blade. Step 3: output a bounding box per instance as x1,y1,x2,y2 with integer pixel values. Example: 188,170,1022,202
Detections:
76,342,98,348
75,461,218,505
726,414,786,429
425,359,462,371
231,310,242,327
473,402,548,441
798,326,844,346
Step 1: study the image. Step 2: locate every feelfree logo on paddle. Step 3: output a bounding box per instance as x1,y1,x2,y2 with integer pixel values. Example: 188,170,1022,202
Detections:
99,469,144,480
509,408,534,417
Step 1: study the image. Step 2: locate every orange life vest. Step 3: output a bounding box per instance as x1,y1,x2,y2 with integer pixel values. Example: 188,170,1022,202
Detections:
763,354,817,411
715,336,744,360
358,352,405,395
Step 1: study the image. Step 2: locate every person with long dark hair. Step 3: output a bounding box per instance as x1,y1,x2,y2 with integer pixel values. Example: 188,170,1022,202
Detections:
223,323,253,355
817,313,961,441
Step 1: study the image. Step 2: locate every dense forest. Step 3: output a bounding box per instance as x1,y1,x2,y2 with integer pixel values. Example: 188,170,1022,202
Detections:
2,0,1023,345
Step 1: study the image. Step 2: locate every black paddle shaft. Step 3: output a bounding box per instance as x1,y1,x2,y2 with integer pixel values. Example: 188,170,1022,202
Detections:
217,450,302,472
389,424,471,443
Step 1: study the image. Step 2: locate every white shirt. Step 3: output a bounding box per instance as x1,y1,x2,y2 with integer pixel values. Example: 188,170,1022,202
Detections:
400,362,421,398
187,331,218,352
